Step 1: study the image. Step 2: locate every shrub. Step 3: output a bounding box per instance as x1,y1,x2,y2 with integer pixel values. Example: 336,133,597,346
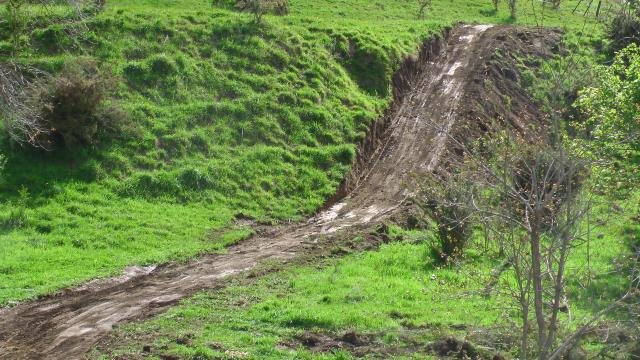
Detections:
27,57,122,148
575,44,640,191
235,0,289,23
420,178,473,264
430,199,472,264
608,10,640,53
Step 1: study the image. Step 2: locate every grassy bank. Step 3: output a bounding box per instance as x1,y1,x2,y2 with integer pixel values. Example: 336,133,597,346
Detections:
0,0,604,304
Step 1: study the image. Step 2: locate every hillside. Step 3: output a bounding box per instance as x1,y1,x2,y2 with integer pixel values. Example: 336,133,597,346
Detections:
1,0,638,359
0,0,602,304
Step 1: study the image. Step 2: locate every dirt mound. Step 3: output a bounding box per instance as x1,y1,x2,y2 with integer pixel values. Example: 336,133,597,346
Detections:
292,331,376,352
457,26,563,142
0,25,561,359
427,337,482,358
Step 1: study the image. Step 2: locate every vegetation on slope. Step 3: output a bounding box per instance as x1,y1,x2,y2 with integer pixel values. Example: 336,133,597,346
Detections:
0,0,605,305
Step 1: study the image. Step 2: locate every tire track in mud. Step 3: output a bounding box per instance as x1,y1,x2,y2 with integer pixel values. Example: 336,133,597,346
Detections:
0,24,494,359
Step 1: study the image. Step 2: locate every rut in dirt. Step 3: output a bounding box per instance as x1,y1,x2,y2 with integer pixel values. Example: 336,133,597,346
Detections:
0,24,560,359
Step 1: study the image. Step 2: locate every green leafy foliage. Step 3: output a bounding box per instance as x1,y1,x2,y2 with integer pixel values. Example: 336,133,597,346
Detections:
575,44,640,190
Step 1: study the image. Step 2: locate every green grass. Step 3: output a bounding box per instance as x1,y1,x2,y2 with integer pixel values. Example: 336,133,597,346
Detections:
0,0,607,305
92,189,639,359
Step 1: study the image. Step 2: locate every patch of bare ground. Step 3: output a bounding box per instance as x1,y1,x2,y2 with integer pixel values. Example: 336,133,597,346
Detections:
280,326,519,359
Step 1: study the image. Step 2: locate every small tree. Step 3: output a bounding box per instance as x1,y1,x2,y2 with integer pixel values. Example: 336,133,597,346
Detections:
420,173,473,263
235,0,289,24
418,124,593,359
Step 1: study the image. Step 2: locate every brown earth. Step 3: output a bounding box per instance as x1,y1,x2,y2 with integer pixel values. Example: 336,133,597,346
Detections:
0,25,562,359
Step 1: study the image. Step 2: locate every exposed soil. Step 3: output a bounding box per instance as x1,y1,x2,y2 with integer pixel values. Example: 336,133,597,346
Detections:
282,328,511,359
0,25,561,359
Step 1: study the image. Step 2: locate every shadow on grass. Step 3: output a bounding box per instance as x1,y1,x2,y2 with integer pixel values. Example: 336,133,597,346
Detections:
480,8,498,17
0,140,101,204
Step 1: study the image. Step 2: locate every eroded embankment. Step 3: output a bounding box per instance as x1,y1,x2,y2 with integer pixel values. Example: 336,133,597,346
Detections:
0,25,561,360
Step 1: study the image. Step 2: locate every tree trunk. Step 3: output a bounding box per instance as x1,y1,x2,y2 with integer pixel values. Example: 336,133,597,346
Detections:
530,225,548,358
521,306,530,360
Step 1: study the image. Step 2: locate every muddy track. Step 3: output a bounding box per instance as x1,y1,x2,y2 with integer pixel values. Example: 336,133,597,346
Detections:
1,24,503,359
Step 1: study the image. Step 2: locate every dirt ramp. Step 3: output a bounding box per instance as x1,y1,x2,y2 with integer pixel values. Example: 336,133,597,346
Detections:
0,25,561,359
457,26,563,142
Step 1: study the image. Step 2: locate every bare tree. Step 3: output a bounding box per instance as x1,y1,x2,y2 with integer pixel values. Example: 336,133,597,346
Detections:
0,63,51,149
419,119,614,356
419,124,640,358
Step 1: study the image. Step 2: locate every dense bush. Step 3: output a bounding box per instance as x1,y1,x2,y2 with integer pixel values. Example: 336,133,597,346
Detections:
27,57,122,148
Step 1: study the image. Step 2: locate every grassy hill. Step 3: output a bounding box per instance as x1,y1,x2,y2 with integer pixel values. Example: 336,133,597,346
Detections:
0,0,604,305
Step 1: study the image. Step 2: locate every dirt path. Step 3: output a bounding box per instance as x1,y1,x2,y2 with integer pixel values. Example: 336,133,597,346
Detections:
0,24,496,359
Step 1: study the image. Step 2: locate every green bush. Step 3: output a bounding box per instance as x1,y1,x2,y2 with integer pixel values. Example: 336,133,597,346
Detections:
431,201,472,263
575,43,640,191
421,181,473,264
